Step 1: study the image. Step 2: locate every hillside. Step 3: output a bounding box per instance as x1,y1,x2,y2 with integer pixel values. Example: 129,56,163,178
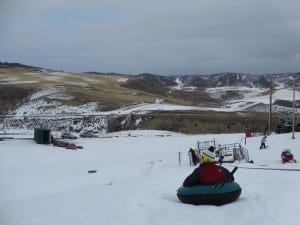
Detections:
0,62,299,134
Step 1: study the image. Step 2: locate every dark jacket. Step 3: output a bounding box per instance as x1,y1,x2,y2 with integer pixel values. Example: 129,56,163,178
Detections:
183,163,234,187
189,148,199,166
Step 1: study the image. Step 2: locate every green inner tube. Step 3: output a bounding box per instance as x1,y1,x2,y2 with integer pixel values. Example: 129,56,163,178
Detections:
177,182,242,205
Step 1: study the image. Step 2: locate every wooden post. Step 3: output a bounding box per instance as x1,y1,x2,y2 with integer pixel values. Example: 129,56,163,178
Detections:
178,152,181,166
269,76,273,134
292,76,296,139
188,152,192,166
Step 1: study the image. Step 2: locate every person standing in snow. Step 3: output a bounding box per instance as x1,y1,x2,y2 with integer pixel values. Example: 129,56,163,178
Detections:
260,136,267,150
189,148,200,166
182,149,233,187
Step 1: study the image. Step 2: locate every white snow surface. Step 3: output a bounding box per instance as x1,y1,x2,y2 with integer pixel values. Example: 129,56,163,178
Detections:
170,78,197,91
11,89,98,116
1,130,300,225
13,100,98,116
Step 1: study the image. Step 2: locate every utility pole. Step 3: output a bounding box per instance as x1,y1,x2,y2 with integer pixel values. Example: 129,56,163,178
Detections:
268,76,272,135
292,76,296,139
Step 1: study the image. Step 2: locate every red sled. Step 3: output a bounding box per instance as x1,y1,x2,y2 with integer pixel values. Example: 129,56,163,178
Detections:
281,149,297,164
65,143,77,150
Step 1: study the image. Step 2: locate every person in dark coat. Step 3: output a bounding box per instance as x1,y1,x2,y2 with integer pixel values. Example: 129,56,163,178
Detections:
189,148,199,166
183,150,234,187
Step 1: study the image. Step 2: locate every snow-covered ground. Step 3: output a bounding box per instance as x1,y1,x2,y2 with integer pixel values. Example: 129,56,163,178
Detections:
1,130,300,225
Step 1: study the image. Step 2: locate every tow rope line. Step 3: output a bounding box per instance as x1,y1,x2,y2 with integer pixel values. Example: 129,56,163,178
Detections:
227,165,300,172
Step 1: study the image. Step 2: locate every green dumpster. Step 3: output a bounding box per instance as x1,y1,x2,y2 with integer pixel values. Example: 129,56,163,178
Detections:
34,128,51,144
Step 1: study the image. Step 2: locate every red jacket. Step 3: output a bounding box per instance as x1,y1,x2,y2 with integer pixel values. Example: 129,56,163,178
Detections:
183,163,233,187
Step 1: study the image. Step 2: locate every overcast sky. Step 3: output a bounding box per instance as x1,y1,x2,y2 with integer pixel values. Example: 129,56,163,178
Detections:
1,0,300,75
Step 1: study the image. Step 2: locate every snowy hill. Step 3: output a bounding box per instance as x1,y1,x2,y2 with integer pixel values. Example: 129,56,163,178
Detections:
5,86,300,117
0,130,300,225
1,62,299,117
1,85,299,133
1,63,300,134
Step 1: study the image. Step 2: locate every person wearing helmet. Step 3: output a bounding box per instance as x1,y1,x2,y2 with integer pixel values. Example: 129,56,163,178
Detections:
182,149,233,187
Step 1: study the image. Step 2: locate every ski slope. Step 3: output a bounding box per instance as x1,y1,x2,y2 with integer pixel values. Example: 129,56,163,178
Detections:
0,130,300,225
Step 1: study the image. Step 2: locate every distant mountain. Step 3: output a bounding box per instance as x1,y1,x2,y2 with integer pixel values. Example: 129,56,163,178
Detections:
135,72,300,90
1,62,300,133
0,61,45,71
2,61,299,89
1,61,300,116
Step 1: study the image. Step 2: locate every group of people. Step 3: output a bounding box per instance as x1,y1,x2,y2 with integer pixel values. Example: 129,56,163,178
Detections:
184,146,234,187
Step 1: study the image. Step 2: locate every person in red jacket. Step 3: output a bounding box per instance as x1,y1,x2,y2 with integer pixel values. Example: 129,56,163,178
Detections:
183,149,233,187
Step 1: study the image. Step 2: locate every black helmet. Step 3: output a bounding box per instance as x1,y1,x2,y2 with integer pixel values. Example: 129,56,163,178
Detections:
208,146,215,152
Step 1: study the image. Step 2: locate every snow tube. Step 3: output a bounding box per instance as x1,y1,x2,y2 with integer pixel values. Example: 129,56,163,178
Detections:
177,182,241,205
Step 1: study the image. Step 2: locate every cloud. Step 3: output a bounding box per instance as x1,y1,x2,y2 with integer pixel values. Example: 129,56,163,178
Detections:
1,0,300,74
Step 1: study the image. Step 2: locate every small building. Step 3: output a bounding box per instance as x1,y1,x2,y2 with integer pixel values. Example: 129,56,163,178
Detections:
34,128,51,144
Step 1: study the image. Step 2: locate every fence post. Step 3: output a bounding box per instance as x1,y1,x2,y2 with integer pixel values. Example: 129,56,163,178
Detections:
189,152,192,166
178,152,181,166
